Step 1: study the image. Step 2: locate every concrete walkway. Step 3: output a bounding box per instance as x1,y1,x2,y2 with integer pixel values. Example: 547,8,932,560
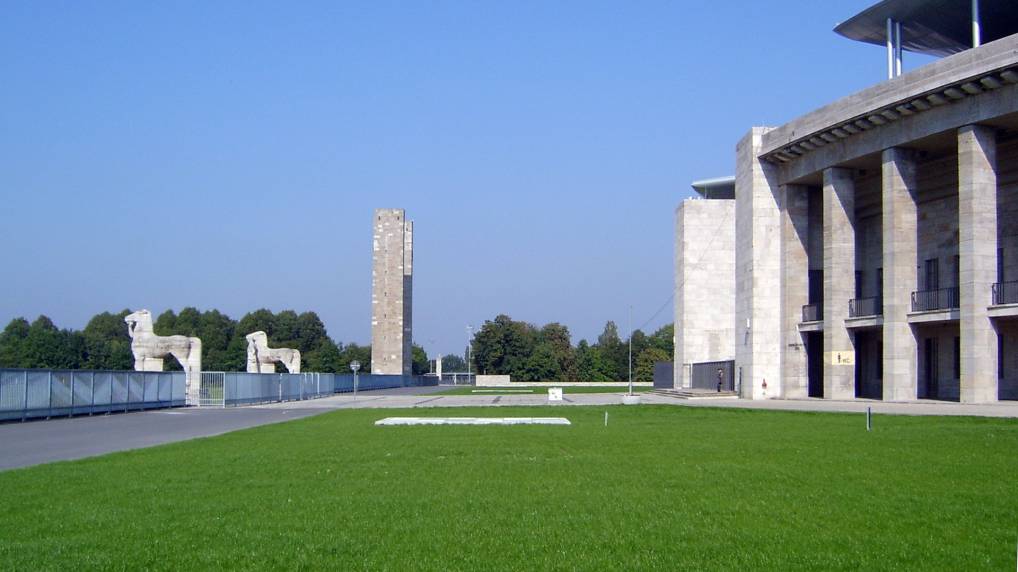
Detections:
260,391,1018,418
2,388,1015,472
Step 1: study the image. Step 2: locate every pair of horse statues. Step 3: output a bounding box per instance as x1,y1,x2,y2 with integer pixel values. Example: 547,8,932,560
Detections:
123,310,302,384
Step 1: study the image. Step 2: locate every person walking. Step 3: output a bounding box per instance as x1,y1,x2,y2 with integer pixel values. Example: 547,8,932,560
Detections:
716,367,724,393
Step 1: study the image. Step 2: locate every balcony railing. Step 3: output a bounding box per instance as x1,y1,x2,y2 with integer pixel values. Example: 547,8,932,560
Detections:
911,287,959,312
992,281,1018,305
802,303,823,323
849,296,883,317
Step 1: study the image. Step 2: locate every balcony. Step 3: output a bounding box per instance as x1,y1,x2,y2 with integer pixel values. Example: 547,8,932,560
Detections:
801,303,823,323
911,287,959,312
992,281,1018,306
849,296,882,318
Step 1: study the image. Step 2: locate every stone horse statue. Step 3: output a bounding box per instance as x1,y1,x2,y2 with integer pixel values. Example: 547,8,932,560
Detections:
125,309,202,395
246,331,301,374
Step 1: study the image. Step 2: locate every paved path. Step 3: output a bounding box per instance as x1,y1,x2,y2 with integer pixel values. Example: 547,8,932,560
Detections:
3,388,1016,471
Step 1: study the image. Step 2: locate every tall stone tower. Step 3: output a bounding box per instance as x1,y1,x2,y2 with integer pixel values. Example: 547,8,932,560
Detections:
371,208,413,376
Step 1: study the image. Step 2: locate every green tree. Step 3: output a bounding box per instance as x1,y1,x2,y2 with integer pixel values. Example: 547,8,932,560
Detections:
306,338,343,373
636,347,670,383
595,321,625,381
411,344,429,375
471,314,537,377
523,342,560,382
22,316,82,369
576,340,615,382
538,322,577,381
440,354,466,372
0,317,30,367
82,310,133,370
649,323,674,357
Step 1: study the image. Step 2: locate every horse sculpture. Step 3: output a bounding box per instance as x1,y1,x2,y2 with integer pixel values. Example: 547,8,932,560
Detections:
246,331,301,374
125,309,202,395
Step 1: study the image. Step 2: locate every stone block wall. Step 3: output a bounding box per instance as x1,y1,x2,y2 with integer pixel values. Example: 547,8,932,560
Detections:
674,198,736,388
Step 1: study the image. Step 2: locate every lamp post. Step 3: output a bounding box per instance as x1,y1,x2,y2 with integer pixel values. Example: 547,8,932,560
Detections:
466,324,473,384
350,360,360,397
628,305,633,396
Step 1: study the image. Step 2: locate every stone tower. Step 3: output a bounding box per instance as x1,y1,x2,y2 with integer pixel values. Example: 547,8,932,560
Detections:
371,208,413,375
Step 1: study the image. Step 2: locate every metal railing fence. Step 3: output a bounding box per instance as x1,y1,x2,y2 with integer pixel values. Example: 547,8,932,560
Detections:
911,287,959,312
849,296,883,317
0,369,185,422
435,372,475,385
992,281,1018,305
690,360,735,392
222,372,335,406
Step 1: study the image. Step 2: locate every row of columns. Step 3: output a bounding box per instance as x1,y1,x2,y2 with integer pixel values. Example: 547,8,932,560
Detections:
779,124,1000,403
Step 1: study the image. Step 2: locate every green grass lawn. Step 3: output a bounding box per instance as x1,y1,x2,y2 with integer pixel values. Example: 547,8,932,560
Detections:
433,385,654,395
1,406,1016,570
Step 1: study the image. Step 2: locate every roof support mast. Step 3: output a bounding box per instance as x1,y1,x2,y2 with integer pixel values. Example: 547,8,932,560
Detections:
972,0,981,47
886,18,903,79
886,18,894,78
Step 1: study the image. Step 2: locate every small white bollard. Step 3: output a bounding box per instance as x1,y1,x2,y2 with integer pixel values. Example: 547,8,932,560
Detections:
548,388,563,402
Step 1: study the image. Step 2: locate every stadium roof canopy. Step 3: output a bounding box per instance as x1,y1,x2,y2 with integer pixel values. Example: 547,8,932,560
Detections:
834,0,1018,57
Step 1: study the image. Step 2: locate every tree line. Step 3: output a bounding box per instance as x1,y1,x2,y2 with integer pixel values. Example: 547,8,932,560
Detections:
470,314,672,382
0,309,430,375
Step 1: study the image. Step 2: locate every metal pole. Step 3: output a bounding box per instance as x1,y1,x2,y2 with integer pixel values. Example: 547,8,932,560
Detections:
972,0,981,47
25,371,31,422
895,21,903,77
91,371,95,415
886,18,894,79
866,406,873,431
628,305,633,396
23,370,29,419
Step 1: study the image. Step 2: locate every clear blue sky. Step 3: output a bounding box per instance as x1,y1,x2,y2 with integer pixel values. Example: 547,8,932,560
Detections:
0,1,935,356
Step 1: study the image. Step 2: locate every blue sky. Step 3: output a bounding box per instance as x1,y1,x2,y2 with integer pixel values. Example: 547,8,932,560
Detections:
0,1,935,356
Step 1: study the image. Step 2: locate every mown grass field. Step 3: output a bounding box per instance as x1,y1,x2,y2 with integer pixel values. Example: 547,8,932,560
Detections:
433,385,653,395
0,405,1016,570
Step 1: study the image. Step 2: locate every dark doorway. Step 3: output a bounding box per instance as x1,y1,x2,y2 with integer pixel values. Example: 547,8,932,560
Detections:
854,330,883,399
922,337,939,398
806,332,824,398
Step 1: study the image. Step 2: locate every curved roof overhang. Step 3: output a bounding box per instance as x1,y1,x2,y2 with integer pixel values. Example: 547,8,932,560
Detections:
834,0,1018,57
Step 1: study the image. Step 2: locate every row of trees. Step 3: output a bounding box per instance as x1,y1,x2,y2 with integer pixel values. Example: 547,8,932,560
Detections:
0,309,430,375
470,314,672,383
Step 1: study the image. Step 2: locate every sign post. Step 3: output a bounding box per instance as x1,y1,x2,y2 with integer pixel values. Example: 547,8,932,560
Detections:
350,360,361,398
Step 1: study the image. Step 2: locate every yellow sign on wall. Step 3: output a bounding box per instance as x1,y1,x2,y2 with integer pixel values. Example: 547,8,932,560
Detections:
824,350,855,366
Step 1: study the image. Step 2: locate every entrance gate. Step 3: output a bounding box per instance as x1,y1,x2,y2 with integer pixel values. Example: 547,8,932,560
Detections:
192,372,225,407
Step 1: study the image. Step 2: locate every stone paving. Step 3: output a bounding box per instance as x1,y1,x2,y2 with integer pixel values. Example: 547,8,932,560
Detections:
2,387,1015,471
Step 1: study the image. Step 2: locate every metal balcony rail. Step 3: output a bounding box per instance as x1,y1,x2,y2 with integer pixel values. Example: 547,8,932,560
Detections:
802,303,823,322
992,281,1018,306
911,287,959,312
849,296,883,317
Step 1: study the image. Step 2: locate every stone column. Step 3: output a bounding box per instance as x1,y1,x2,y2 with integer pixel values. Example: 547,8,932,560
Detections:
881,148,919,401
958,125,998,403
781,184,810,398
823,167,856,399
735,127,782,399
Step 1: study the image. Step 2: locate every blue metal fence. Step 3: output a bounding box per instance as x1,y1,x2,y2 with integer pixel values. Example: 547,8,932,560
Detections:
0,369,186,421
0,368,441,419
223,372,335,406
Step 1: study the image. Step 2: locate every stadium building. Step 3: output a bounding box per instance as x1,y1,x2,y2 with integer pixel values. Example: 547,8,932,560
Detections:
675,0,1018,402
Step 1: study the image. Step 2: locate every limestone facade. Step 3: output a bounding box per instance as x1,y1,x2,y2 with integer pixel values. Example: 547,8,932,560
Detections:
680,26,1018,403
371,209,413,376
673,196,736,388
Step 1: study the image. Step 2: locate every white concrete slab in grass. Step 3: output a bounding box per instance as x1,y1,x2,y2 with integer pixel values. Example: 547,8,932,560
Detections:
375,417,571,426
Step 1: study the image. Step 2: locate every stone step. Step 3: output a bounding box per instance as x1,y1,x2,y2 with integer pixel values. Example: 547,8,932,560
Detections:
651,388,739,400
